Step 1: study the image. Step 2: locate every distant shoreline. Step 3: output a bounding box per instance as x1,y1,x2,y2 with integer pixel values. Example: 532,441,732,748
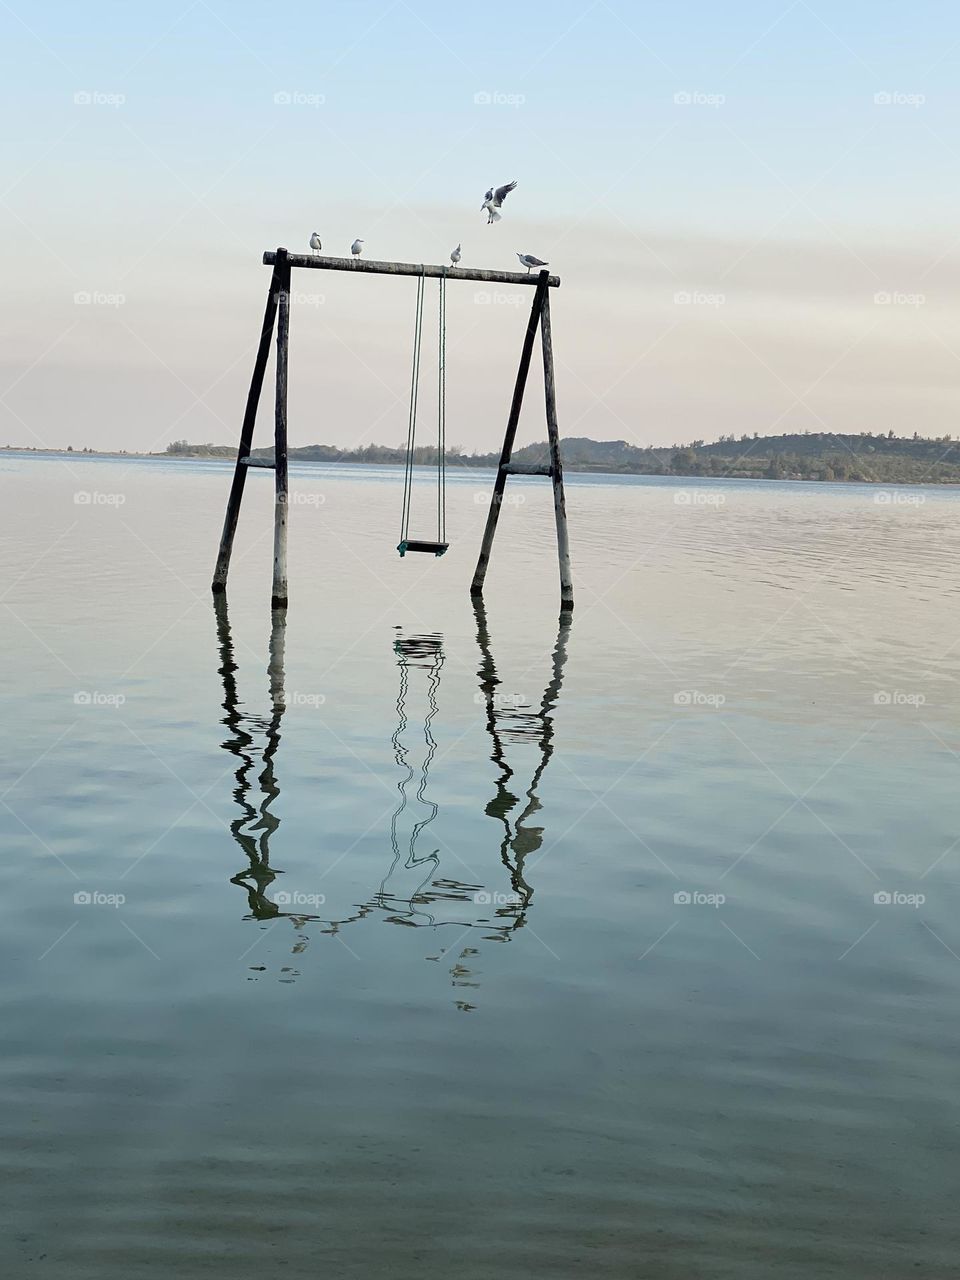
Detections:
4,439,960,487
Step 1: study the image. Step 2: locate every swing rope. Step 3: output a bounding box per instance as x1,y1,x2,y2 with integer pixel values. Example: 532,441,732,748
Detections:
399,271,425,548
398,268,447,557
437,269,446,543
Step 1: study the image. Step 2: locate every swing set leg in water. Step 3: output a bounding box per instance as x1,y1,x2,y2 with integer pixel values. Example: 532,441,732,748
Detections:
211,247,573,613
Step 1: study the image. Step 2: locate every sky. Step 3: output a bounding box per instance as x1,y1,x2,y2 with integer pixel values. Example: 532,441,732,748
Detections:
2,0,960,454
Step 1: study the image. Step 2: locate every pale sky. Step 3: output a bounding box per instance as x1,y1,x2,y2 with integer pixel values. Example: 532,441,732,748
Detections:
3,0,960,454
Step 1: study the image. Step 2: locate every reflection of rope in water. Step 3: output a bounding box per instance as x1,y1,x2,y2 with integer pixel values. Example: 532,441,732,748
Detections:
412,642,443,861
385,659,413,891
379,632,444,918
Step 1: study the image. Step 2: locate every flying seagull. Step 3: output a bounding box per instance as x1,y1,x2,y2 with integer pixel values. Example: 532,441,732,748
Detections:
517,252,548,274
481,180,517,224
351,238,364,256
450,244,461,268
309,231,322,256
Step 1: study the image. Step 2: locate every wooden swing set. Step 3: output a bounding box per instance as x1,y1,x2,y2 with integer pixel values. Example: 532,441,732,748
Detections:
210,247,573,612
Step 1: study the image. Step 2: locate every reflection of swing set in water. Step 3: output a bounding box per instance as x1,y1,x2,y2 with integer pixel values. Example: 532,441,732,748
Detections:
214,598,570,986
475,602,570,926
215,598,287,921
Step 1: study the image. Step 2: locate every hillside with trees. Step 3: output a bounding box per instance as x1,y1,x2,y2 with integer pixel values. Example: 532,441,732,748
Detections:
163,431,960,485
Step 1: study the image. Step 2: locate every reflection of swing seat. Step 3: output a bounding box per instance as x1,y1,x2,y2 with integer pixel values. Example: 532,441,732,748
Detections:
398,540,448,557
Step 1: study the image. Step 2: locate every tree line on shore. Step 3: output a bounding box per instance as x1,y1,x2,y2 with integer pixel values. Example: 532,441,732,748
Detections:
163,430,960,484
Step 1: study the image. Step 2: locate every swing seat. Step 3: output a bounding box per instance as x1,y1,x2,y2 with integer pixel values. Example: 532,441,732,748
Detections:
398,540,449,557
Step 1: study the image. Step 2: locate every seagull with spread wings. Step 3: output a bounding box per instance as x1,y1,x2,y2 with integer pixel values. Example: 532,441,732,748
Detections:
481,180,517,224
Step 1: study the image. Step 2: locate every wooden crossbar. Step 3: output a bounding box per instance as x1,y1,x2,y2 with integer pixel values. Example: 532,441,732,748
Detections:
503,462,553,476
263,250,560,289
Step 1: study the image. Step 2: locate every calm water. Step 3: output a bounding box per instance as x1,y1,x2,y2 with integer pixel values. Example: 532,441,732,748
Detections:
3,452,960,1277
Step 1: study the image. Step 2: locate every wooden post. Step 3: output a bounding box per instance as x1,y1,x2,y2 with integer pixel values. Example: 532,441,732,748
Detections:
271,251,291,608
211,256,283,593
540,291,574,612
470,270,550,598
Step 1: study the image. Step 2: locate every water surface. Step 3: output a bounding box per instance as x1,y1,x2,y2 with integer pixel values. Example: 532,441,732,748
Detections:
2,453,960,1277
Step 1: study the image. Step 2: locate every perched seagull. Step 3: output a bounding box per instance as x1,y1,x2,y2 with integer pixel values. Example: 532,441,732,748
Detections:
517,252,549,274
481,180,517,224
351,238,364,256
450,244,461,268
309,231,322,256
